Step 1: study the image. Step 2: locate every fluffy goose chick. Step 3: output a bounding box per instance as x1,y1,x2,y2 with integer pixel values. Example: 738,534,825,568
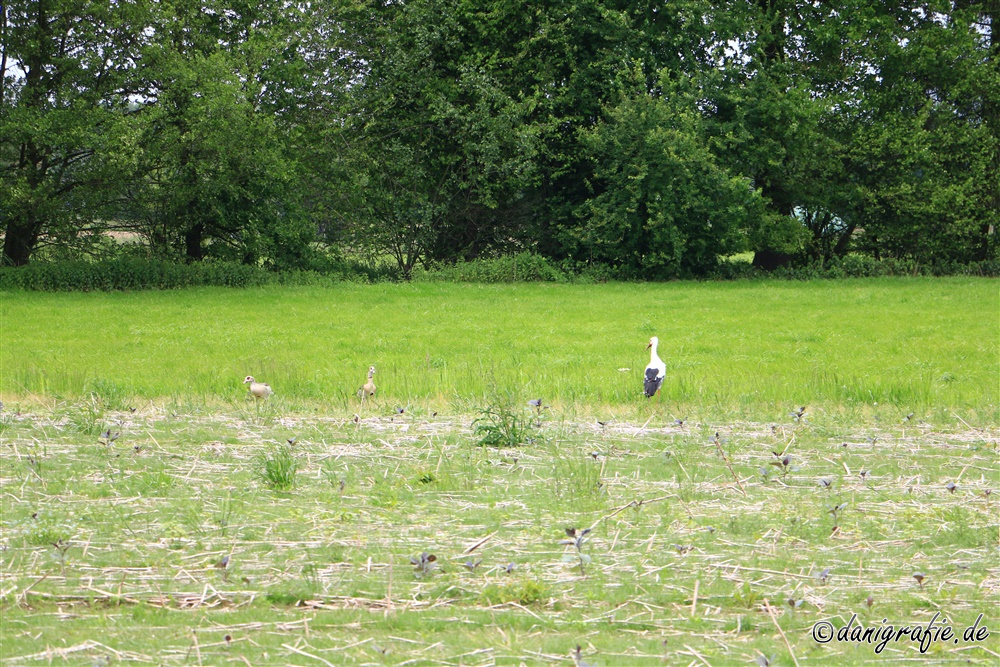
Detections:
359,366,377,399
243,376,273,399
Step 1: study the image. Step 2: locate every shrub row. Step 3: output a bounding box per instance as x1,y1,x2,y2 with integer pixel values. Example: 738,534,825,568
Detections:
714,255,1000,280
415,253,1000,283
2,254,996,291
0,257,388,291
412,253,571,283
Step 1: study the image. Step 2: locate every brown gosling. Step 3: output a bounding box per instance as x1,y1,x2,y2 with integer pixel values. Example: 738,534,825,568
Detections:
359,366,376,406
243,376,273,399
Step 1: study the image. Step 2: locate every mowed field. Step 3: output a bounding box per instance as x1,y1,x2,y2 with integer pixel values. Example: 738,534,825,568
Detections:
0,278,998,666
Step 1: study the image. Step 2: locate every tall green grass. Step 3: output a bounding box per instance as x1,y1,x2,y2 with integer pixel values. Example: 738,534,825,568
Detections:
2,278,996,417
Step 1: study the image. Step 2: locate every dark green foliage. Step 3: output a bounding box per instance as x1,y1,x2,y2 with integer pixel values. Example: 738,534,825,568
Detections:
2,0,995,273
717,256,1000,280
0,0,155,266
413,253,569,283
4,253,993,291
321,0,540,278
578,75,764,278
0,257,390,291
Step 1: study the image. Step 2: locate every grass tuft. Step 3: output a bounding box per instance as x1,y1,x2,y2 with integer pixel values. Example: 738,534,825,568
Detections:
253,446,297,491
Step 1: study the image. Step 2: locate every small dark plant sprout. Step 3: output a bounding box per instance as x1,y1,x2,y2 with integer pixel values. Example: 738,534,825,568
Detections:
215,554,231,581
52,538,70,561
473,402,534,448
815,567,831,584
410,552,437,577
770,451,793,476
818,477,833,490
462,558,482,572
827,502,848,523
25,450,44,479
912,572,926,588
572,645,594,667
254,446,297,491
561,527,591,551
787,597,804,611
50,538,71,575
99,428,121,446
755,654,776,667
945,481,957,493
560,527,592,573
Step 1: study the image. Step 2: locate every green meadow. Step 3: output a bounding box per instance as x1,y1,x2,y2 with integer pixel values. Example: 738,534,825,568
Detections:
2,278,997,416
1,278,998,666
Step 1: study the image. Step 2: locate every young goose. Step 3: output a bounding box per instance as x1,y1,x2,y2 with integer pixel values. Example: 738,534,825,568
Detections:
243,376,273,399
359,366,376,404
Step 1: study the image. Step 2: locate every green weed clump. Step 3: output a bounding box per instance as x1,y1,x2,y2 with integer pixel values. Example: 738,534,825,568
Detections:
254,446,298,491
472,402,536,447
85,378,136,411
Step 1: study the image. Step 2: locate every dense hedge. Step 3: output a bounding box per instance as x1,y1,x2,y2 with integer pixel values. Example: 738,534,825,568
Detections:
412,254,572,283
713,256,1000,280
1,254,996,291
414,253,1000,283
0,257,391,291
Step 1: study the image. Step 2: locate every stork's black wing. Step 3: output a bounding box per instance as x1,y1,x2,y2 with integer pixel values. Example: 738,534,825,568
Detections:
644,367,664,397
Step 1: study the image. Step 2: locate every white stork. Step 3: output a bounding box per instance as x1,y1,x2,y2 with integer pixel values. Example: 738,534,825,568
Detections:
644,337,666,398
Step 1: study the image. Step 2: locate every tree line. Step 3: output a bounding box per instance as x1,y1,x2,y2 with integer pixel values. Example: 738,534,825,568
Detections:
1,0,997,278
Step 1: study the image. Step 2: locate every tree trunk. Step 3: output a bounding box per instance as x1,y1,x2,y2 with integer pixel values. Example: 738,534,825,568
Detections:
832,223,856,257
185,222,204,261
3,218,40,267
981,4,1000,260
0,3,8,106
